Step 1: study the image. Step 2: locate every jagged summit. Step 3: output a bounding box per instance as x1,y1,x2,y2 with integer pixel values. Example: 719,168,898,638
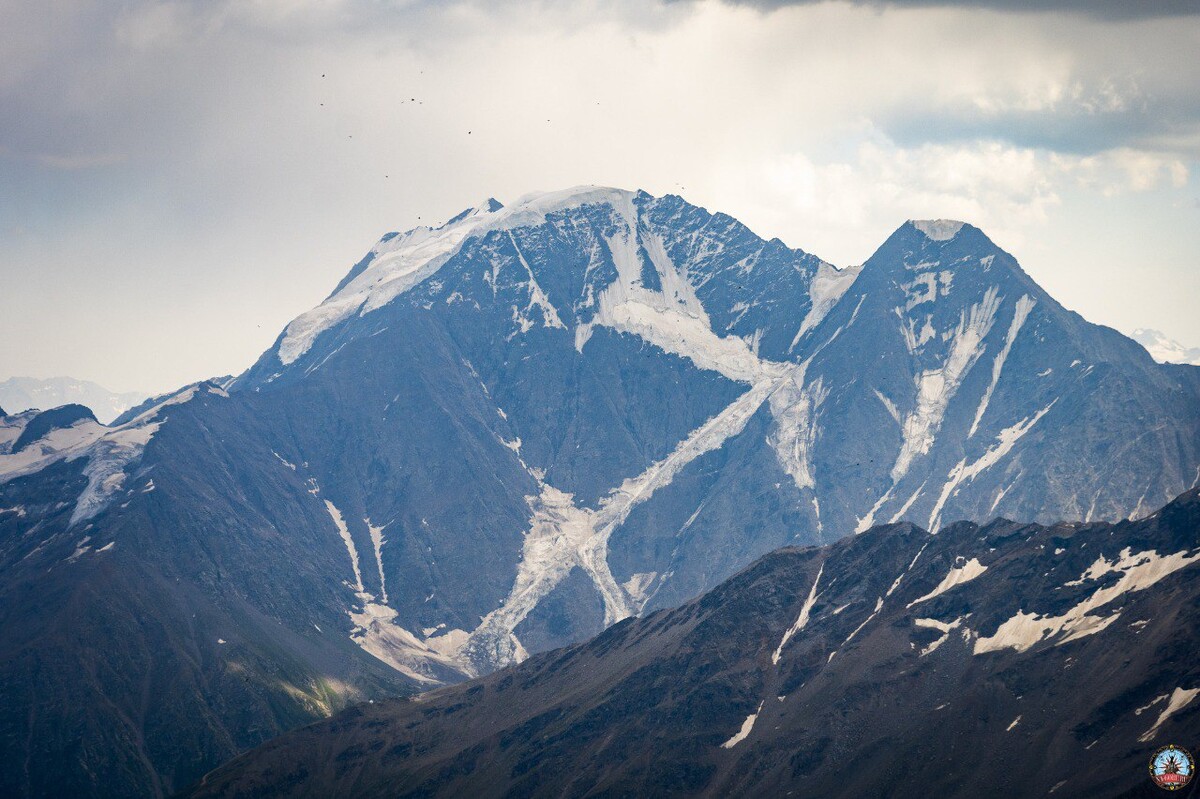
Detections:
268,189,1013,372
856,217,1016,288
271,186,638,366
442,186,640,233
444,197,506,226
909,218,967,241
12,404,98,453
256,185,830,372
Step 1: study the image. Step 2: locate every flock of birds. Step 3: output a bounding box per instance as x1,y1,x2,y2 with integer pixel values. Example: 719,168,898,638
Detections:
315,71,687,222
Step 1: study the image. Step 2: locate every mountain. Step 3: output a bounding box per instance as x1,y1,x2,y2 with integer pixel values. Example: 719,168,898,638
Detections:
0,376,147,424
2,187,1199,797
0,386,423,799
185,489,1200,799
1131,328,1200,367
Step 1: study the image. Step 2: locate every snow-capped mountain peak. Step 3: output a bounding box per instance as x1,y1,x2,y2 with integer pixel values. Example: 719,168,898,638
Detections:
0,382,228,526
274,186,644,366
444,197,505,226
910,219,966,241
276,209,498,365
1131,328,1200,366
0,376,146,425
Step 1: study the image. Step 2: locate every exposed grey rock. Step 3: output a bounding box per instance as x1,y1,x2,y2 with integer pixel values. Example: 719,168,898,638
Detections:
185,489,1200,799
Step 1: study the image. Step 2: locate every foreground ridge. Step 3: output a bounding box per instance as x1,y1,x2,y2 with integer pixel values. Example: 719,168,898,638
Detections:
186,490,1200,799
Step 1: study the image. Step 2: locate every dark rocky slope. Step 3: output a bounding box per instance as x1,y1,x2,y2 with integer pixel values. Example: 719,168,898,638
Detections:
189,490,1200,799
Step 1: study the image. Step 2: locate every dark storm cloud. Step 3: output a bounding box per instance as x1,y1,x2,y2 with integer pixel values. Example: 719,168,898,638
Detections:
882,101,1200,158
708,0,1200,20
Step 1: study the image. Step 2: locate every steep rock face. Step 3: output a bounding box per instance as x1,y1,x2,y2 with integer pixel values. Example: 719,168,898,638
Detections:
186,490,1200,799
232,187,843,673
796,220,1200,537
227,189,1199,673
2,187,1198,797
0,385,420,799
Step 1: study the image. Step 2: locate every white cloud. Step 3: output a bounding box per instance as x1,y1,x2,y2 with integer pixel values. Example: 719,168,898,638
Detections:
1090,149,1189,193
0,0,1197,390
710,137,1194,265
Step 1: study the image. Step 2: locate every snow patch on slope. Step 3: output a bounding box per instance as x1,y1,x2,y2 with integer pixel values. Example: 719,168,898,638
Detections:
279,187,636,365
596,298,774,383
911,219,965,241
975,547,1200,654
767,368,827,491
855,488,894,534
772,564,823,665
928,401,1055,531
366,517,389,604
891,286,1002,482
462,484,605,669
72,423,161,525
311,489,469,682
324,500,365,593
836,596,884,656
791,263,861,350
889,481,928,524
721,701,764,749
0,410,38,454
465,378,778,670
0,384,209,526
0,418,107,484
914,616,964,656
907,558,987,608
74,386,218,524
506,231,566,333
576,215,781,386
349,600,469,684
886,541,930,597
874,389,900,425
1139,687,1199,742
970,295,1036,437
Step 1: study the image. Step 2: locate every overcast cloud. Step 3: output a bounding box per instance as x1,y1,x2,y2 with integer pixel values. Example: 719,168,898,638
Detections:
716,0,1200,21
2,0,1197,394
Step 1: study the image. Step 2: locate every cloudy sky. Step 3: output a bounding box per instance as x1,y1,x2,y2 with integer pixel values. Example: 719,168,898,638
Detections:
2,0,1198,395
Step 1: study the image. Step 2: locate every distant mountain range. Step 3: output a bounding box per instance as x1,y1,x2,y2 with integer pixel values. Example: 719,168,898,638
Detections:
1131,328,1200,367
0,376,146,424
1,187,1197,797
186,488,1200,799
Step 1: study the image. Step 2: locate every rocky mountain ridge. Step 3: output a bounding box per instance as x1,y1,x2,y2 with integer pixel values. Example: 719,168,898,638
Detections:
187,489,1200,799
1,186,1197,797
